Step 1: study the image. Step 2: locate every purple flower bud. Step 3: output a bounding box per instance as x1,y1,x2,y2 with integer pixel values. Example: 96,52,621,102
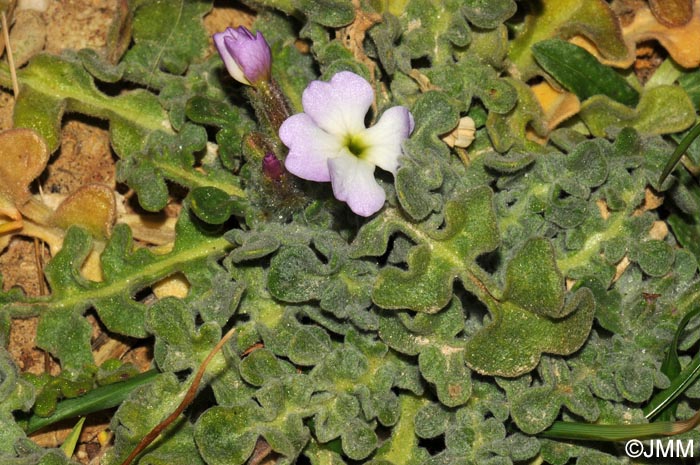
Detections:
213,26,271,86
262,153,284,181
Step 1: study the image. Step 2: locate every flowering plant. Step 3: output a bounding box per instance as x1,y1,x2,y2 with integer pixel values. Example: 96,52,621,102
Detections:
2,2,700,465
280,71,414,216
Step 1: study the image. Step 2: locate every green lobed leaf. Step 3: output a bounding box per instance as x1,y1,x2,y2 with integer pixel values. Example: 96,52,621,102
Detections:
394,92,458,220
499,357,599,434
15,53,168,153
264,228,376,326
6,211,233,373
122,0,212,85
295,0,355,27
0,349,35,456
195,376,313,465
363,186,499,313
377,300,472,407
464,286,595,377
369,394,431,465
579,85,695,137
461,0,516,29
188,187,239,224
486,78,548,153
104,373,204,465
503,238,565,318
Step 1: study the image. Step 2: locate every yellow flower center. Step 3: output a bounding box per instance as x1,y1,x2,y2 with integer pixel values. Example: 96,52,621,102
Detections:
343,133,368,158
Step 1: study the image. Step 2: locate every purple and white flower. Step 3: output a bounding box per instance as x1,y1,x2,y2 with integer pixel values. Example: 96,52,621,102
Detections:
213,26,271,86
279,71,414,217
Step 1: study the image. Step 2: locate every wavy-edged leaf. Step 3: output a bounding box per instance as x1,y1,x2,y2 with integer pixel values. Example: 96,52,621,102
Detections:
364,186,499,313
0,348,35,456
579,85,695,137
378,299,470,407
105,373,206,465
5,210,233,373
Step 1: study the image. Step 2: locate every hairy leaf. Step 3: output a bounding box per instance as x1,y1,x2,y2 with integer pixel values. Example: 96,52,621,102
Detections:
509,0,627,80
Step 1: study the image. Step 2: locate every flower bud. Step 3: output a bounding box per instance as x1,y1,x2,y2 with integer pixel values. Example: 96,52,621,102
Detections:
213,26,271,86
262,152,284,181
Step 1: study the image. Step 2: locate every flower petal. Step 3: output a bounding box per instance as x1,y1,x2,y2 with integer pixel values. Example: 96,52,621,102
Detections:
227,30,271,84
328,152,386,217
302,71,374,136
213,27,271,85
280,113,342,182
361,106,414,174
213,28,249,85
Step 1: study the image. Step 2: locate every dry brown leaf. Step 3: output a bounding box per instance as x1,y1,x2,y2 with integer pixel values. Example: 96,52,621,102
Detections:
441,116,476,148
623,0,700,67
104,0,131,64
50,183,116,239
8,9,46,66
596,198,611,220
649,0,693,27
152,272,190,299
0,128,49,203
336,0,381,80
0,0,17,55
572,0,700,68
531,80,581,132
649,220,668,240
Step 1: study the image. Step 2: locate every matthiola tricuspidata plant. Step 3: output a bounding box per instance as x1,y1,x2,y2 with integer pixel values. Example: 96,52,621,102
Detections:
3,2,700,465
280,71,414,216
